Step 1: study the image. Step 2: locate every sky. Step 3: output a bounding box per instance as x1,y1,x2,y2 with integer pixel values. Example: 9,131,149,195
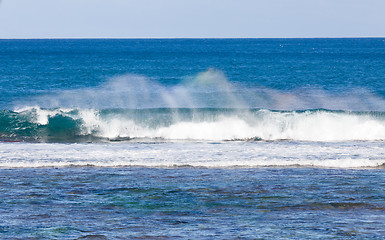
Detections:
0,0,385,38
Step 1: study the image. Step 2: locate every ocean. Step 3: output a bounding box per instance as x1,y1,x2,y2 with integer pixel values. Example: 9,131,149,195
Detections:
0,38,385,239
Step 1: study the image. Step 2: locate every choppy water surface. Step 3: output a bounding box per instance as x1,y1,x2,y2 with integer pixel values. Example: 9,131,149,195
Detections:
1,38,385,239
0,167,384,239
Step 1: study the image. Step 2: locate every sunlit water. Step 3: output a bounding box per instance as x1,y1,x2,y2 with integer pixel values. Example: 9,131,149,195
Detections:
1,39,385,239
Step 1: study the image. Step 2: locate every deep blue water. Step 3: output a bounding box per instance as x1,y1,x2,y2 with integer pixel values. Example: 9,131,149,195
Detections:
0,39,385,239
1,38,385,109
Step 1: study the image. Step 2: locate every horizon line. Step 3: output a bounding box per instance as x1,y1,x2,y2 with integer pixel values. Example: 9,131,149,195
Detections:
1,36,385,40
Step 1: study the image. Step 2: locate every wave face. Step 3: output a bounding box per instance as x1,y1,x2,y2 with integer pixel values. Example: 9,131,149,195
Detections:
2,107,385,143
2,40,385,169
5,70,385,143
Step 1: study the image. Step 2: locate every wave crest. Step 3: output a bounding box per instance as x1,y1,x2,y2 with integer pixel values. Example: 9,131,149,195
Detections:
2,107,385,142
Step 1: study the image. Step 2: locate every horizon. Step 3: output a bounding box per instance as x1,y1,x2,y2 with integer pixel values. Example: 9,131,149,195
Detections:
1,37,385,40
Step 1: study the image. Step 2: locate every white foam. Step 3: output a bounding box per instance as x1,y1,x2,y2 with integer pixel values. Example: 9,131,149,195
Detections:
11,107,385,142
0,141,384,168
13,106,75,125
79,110,385,142
256,111,385,141
154,118,253,140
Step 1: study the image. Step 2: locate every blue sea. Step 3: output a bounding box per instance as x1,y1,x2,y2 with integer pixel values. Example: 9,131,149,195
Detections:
0,39,385,239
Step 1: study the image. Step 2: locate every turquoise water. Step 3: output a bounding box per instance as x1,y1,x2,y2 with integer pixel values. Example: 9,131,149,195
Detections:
1,39,385,239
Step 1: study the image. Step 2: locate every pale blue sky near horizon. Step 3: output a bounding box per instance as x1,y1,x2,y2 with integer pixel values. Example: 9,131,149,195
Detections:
0,0,385,38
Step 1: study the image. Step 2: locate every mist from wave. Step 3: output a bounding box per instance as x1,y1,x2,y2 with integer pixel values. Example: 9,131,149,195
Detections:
5,69,385,143
12,69,385,111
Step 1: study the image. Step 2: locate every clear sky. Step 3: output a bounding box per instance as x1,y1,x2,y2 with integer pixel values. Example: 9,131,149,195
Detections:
0,0,384,38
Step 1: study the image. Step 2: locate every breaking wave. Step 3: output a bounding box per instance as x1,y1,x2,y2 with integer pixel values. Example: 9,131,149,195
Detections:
2,107,385,142
4,70,385,143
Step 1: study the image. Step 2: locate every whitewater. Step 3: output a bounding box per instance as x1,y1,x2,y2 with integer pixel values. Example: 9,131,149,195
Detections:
1,39,385,239
1,72,385,168
1,141,384,168
3,107,385,142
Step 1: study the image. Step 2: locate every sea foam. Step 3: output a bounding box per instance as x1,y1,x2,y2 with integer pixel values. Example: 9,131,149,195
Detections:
2,107,385,142
6,70,385,142
0,141,384,168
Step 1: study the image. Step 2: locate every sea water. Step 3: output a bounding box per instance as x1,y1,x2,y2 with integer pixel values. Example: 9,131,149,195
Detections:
0,39,385,239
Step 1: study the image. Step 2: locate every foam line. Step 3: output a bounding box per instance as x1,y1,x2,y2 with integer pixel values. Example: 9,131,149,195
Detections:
0,142,384,168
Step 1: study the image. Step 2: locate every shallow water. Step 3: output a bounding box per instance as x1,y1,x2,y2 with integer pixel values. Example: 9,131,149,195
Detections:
0,167,384,239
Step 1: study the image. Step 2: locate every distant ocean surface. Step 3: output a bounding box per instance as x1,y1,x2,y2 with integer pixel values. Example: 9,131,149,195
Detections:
1,39,385,239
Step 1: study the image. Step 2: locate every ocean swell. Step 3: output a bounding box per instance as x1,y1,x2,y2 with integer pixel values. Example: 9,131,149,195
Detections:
1,107,385,142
